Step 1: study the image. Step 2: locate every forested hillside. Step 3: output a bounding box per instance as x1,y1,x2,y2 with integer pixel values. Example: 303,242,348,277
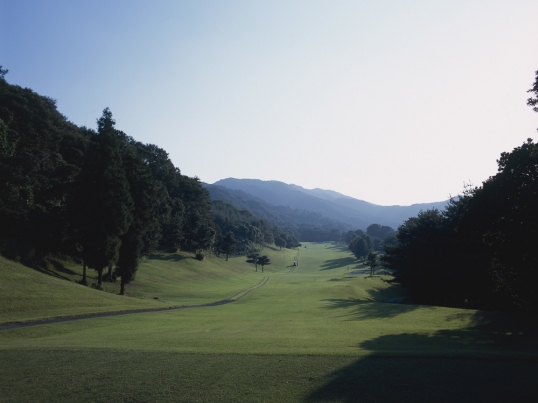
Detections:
204,183,353,242
212,178,450,229
382,70,538,313
0,68,293,292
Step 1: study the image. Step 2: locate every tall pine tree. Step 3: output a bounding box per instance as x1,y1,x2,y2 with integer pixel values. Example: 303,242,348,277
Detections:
72,108,133,285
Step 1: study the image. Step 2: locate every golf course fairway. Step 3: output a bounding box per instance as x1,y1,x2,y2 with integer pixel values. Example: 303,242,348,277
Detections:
1,242,537,402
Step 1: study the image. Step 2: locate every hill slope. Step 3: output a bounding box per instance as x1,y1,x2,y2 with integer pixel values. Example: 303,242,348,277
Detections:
204,183,353,231
212,178,450,229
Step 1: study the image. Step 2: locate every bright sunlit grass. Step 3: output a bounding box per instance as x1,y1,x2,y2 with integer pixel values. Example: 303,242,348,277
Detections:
1,243,537,402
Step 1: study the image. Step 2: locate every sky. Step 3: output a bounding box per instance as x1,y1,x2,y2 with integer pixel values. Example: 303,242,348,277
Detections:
1,0,537,206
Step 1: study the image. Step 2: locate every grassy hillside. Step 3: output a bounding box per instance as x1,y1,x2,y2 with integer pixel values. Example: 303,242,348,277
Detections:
1,243,537,402
0,256,166,324
0,246,295,324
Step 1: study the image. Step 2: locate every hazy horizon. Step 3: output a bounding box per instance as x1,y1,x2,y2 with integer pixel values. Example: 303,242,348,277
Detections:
210,177,451,206
2,0,537,205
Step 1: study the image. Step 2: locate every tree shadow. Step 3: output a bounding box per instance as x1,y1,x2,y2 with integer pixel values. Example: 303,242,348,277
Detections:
322,281,411,319
325,243,351,252
28,259,78,282
322,299,424,320
320,257,359,271
48,259,79,276
148,253,186,262
305,310,538,403
304,354,538,403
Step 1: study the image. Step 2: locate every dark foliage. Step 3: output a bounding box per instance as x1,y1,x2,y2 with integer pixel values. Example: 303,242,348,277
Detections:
211,200,276,255
383,139,538,312
0,76,215,293
246,252,260,271
527,69,538,113
204,183,351,242
366,224,395,240
348,234,373,260
257,255,271,273
219,231,236,261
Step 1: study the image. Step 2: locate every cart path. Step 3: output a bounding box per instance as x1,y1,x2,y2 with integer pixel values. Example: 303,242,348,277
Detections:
0,277,269,331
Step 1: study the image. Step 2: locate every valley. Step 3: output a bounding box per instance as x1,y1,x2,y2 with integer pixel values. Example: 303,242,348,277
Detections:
2,243,536,402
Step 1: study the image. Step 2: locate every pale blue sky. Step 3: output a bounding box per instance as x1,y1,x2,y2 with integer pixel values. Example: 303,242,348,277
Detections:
1,0,537,205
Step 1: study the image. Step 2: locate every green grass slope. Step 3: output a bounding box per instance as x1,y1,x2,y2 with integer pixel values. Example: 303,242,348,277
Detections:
2,243,537,402
0,256,167,324
0,246,297,324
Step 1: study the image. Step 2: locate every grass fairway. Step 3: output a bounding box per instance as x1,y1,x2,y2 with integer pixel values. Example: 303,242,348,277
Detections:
1,243,537,402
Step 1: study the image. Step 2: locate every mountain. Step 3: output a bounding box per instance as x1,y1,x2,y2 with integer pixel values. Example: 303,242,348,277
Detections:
211,178,451,230
288,184,353,201
203,183,353,231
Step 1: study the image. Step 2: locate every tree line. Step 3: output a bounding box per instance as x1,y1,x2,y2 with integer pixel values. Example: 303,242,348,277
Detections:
381,70,538,313
0,68,296,293
211,199,299,257
346,224,396,260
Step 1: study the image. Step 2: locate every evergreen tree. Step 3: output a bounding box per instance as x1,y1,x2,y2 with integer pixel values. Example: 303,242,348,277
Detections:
246,252,260,271
274,237,286,250
72,108,133,285
220,231,236,261
349,234,373,260
257,255,271,273
115,141,160,294
366,252,378,276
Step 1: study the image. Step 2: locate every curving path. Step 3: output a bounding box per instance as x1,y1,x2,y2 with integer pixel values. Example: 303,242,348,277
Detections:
0,277,269,331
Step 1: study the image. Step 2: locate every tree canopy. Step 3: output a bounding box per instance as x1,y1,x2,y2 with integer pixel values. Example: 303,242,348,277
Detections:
383,139,538,312
0,77,217,292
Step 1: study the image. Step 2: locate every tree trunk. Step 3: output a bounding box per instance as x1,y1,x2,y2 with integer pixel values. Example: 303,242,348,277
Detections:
107,265,113,279
261,265,264,273
120,277,125,295
226,254,229,261
82,259,87,284
97,269,103,285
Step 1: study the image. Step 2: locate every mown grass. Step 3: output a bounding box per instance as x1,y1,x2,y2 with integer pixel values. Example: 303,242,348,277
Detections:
0,256,165,324
1,242,537,402
2,350,537,403
0,247,295,323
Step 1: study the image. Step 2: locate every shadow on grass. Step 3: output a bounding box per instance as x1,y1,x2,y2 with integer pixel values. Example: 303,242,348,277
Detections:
320,257,358,271
148,253,186,262
304,354,538,403
322,283,410,318
29,259,78,282
322,299,423,320
305,311,538,403
324,243,351,252
48,260,79,276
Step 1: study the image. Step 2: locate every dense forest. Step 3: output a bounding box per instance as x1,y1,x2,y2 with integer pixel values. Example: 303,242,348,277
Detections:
0,67,298,293
382,70,538,313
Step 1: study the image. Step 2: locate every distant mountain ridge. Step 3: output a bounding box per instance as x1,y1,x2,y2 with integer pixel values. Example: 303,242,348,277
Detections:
203,183,352,231
210,178,451,230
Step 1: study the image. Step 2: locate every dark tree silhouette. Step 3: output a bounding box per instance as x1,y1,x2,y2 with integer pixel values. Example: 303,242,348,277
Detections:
257,255,271,273
274,237,286,250
246,252,260,271
527,69,538,113
73,108,133,285
220,231,236,261
366,252,378,276
349,234,373,260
